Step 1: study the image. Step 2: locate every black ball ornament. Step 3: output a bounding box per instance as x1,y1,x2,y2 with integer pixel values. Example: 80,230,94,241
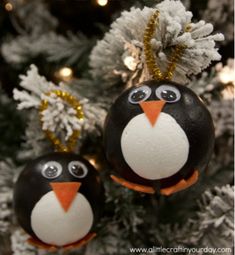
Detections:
104,80,215,195
14,152,104,250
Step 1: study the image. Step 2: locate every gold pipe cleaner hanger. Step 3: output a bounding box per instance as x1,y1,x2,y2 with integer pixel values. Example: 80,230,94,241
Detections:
39,90,84,152
143,10,190,81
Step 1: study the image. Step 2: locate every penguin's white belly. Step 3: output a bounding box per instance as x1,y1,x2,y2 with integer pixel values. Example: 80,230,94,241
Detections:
31,191,94,246
121,112,189,180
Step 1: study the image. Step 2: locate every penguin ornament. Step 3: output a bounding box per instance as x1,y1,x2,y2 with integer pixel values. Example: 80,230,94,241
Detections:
104,10,215,196
104,80,215,195
14,152,104,250
13,90,104,251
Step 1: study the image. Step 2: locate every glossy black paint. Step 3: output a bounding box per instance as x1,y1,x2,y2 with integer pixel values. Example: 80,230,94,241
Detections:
13,152,105,241
104,80,215,189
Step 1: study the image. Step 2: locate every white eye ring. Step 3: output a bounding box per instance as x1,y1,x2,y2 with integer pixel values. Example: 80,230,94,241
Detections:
128,86,151,104
68,161,88,178
41,161,62,179
155,85,181,103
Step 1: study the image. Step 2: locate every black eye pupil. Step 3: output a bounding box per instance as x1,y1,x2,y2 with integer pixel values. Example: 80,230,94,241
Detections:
71,165,84,176
131,90,146,102
161,90,177,101
45,166,58,177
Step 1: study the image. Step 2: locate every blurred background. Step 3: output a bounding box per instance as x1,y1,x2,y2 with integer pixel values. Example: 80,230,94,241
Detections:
0,0,233,254
0,0,233,96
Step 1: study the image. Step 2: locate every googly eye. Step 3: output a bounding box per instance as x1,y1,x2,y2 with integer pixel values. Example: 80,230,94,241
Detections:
128,86,151,104
155,85,181,103
41,161,62,179
68,161,88,178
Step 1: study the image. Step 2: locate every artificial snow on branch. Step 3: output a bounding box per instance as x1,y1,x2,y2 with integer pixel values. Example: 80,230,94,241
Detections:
188,59,234,138
188,185,234,249
1,32,94,67
90,0,224,88
201,0,234,43
14,65,106,149
188,60,234,176
17,111,51,160
11,229,37,255
209,99,234,138
15,65,56,106
209,95,233,175
8,0,57,35
85,224,133,255
43,32,95,65
155,185,234,250
13,65,84,142
0,160,14,233
11,228,59,255
1,0,93,68
0,189,12,233
189,59,234,100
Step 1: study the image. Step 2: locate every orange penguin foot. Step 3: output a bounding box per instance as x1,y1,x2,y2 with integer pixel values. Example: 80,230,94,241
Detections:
160,170,199,196
27,232,96,251
27,238,58,252
63,232,96,251
110,175,155,194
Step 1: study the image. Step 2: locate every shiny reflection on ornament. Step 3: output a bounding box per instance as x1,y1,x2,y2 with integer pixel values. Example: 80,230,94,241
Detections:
84,154,102,171
88,158,97,168
5,2,13,11
97,0,108,6
55,67,73,82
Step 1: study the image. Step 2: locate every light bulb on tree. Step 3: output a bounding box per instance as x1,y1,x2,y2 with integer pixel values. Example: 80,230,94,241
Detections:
217,59,235,85
55,67,73,82
216,59,235,99
97,0,108,7
5,2,13,11
219,67,235,85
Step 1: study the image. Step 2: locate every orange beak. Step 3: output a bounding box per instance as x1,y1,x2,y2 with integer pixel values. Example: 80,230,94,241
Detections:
50,182,81,212
139,100,166,126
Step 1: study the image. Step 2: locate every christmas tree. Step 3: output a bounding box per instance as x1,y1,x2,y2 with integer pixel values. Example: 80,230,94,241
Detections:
0,0,234,254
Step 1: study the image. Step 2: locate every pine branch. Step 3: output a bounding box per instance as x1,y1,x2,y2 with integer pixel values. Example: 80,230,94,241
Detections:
0,89,25,160
13,65,107,159
2,32,95,70
11,229,37,255
201,0,234,43
155,185,234,250
1,0,94,71
90,0,224,88
9,0,57,35
0,160,14,234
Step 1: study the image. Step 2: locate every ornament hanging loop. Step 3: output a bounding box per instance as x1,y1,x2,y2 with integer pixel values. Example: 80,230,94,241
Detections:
39,90,84,153
143,10,188,81
143,10,163,80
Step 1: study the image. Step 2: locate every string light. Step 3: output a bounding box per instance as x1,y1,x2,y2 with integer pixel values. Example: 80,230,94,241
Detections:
217,59,235,85
5,2,13,11
97,0,108,7
215,59,235,99
218,67,235,85
55,67,73,82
